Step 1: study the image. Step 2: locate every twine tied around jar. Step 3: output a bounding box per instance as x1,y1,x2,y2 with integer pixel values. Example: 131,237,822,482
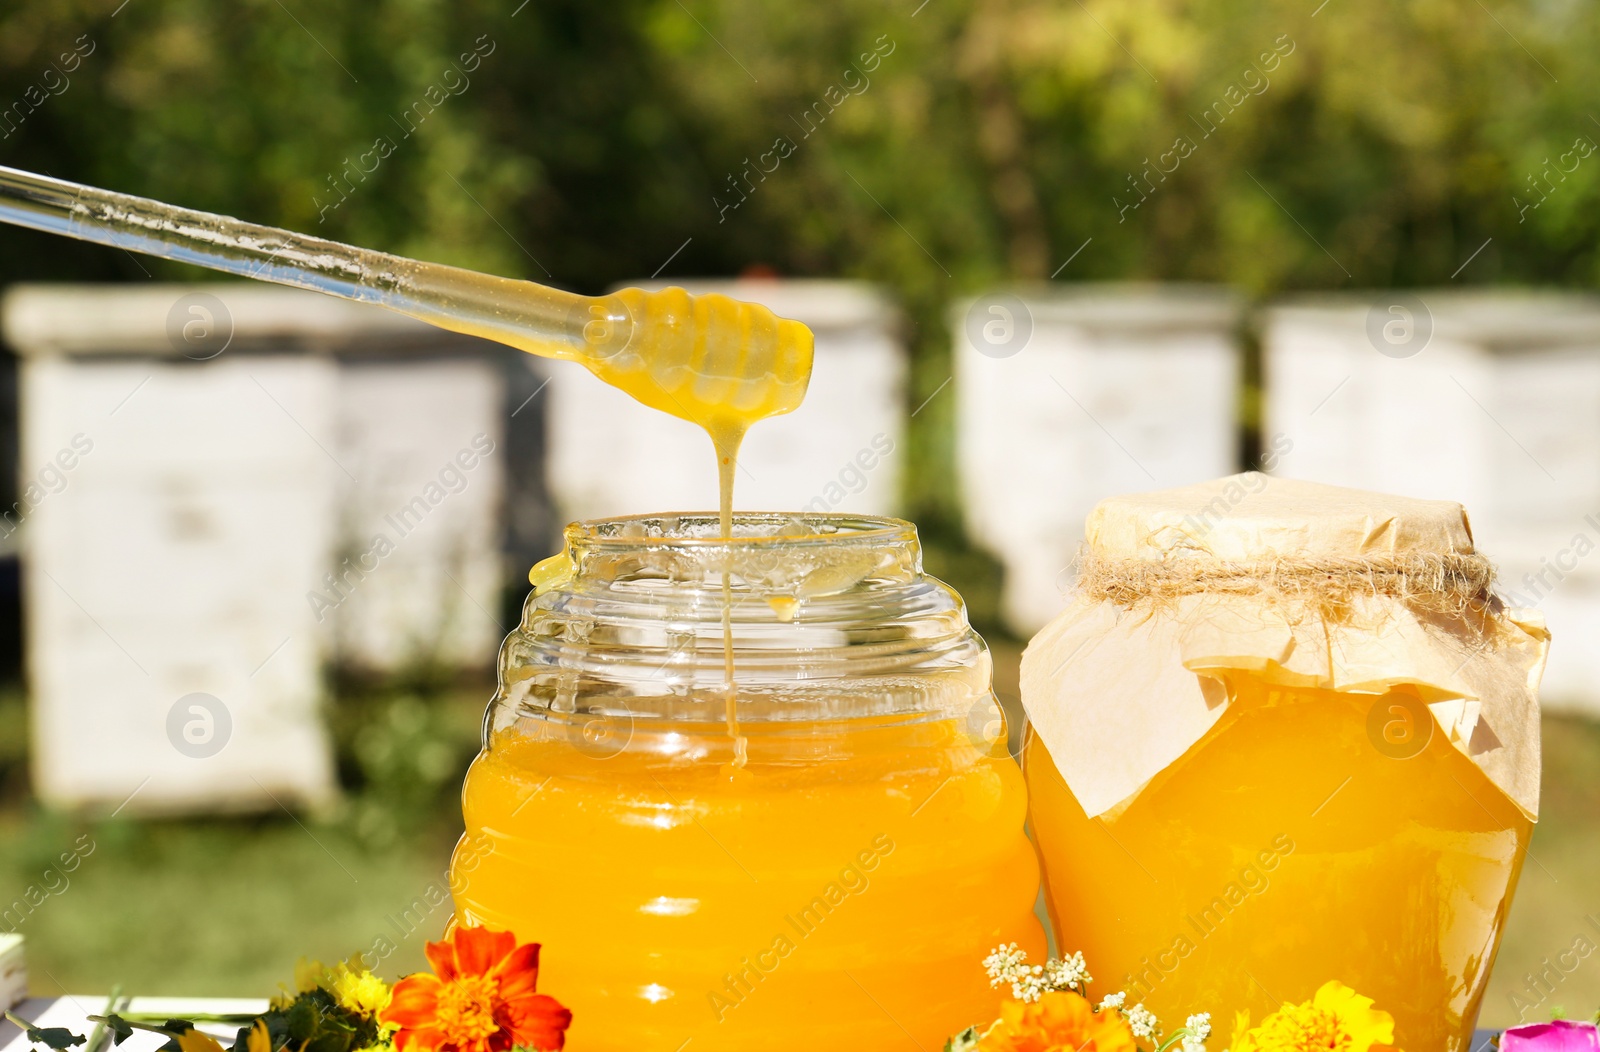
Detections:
1074,548,1499,621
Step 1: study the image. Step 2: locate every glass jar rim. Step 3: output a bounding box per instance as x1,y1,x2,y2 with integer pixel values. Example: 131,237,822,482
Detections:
503,510,986,727
563,511,918,553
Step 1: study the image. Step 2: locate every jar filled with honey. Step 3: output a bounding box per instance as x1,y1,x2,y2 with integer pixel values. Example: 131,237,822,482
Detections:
450,512,1045,1052
1021,474,1548,1052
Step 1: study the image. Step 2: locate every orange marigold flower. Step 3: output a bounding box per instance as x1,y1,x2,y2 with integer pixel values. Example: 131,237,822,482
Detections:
379,926,572,1052
977,990,1138,1052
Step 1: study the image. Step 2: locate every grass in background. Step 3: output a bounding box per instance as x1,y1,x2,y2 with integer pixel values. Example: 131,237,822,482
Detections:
1487,712,1600,1027
0,673,486,995
1,813,455,994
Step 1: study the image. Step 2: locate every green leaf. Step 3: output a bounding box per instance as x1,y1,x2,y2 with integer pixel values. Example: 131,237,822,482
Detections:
283,1000,318,1045
26,1027,87,1050
944,1026,982,1052
103,1017,136,1047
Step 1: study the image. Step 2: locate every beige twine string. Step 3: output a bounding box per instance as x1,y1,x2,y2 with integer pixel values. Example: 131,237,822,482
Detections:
1076,549,1499,620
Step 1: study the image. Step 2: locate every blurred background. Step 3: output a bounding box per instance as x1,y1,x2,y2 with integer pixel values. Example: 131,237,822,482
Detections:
1,0,1598,1026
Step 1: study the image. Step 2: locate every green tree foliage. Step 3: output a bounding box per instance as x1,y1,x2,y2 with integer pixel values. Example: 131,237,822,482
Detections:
2,0,1597,517
0,0,739,285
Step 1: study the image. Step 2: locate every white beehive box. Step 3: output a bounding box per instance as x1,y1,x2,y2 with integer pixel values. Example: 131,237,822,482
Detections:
955,284,1242,634
0,934,21,1009
332,359,505,670
1263,291,1600,715
2,284,509,813
546,279,905,522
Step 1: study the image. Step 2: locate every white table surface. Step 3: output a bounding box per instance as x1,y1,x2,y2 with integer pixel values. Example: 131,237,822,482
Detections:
2,998,270,1052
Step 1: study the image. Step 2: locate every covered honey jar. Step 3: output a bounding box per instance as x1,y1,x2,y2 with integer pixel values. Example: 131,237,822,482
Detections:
1022,474,1548,1052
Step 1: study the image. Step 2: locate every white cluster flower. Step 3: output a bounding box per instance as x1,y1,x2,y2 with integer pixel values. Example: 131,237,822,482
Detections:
983,943,1046,1002
1043,951,1092,992
983,944,1095,1003
1181,1013,1212,1052
1013,966,1048,1002
1126,1003,1161,1041
977,948,1207,1052
982,943,1030,984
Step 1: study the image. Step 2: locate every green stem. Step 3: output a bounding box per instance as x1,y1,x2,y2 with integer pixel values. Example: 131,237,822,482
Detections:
87,1017,162,1037
1153,1026,1192,1052
85,986,124,1052
95,1014,259,1027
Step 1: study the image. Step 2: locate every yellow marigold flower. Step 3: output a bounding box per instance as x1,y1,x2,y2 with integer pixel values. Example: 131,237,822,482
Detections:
294,957,331,993
976,990,1138,1052
246,1020,273,1052
1231,981,1400,1052
331,964,395,1021
175,1030,226,1052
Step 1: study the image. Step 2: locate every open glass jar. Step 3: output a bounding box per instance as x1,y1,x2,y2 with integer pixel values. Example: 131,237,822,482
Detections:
450,513,1045,1052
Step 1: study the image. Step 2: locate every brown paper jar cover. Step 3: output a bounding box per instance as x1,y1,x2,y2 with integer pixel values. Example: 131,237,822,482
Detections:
1020,472,1549,819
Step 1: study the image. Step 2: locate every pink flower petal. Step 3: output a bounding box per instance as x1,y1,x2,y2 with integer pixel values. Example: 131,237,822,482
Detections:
1502,1020,1600,1052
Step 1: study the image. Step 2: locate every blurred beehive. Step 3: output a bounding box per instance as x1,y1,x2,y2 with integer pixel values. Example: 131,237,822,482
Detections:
1,283,527,814
545,278,906,522
954,284,1243,634
1264,290,1600,715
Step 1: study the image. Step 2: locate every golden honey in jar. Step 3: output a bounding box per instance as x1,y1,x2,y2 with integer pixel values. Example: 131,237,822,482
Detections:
451,513,1046,1052
1020,474,1548,1052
